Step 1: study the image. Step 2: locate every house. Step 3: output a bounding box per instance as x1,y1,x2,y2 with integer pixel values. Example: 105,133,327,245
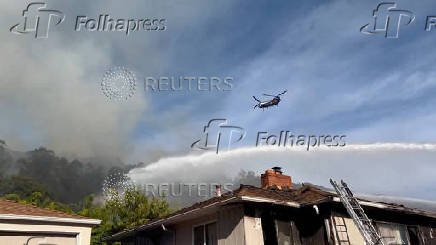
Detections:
104,168,436,245
0,198,101,245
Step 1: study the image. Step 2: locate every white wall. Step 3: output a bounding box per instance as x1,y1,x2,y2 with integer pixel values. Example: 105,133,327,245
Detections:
243,216,263,245
331,216,367,245
0,221,93,245
0,235,77,245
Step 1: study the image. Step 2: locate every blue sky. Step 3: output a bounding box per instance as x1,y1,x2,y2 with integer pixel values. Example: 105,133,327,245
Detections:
132,0,436,152
1,0,436,200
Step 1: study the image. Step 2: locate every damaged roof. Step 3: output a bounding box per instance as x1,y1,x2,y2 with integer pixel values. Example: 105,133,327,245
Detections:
104,184,436,241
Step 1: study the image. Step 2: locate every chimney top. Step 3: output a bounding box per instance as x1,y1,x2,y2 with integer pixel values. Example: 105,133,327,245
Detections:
261,167,291,189
272,166,282,174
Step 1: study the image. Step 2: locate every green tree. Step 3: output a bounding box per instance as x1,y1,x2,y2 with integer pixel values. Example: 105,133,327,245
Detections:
0,175,48,199
17,147,107,203
79,187,170,245
1,190,74,214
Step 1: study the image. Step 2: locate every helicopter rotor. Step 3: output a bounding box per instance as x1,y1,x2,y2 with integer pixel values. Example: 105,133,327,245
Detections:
277,90,287,96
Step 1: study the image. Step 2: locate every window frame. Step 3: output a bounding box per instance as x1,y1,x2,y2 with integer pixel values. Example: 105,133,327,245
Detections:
192,220,217,245
375,221,411,245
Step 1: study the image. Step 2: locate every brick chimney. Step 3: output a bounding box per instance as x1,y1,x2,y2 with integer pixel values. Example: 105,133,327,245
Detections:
261,167,291,189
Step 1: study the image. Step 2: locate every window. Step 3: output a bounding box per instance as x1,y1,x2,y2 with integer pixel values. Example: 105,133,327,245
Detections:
193,222,217,245
275,220,291,245
376,222,409,245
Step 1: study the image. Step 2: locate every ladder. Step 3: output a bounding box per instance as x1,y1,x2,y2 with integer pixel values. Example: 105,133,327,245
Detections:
333,216,351,245
330,179,385,245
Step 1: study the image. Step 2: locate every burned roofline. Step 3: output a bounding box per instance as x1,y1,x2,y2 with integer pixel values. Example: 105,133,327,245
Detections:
103,196,435,242
103,195,303,241
302,196,436,219
331,197,436,219
103,185,436,242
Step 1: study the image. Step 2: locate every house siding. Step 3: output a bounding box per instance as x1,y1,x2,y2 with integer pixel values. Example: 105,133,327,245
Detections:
243,216,263,245
166,204,246,245
217,204,245,245
173,214,217,245
114,196,436,245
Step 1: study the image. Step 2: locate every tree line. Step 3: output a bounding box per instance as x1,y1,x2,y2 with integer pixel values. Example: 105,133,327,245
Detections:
0,143,170,244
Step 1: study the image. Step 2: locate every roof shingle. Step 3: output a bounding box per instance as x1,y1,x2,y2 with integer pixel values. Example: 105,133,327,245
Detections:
0,198,89,220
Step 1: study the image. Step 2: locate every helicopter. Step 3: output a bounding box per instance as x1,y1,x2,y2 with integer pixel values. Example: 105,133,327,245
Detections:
253,90,287,110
